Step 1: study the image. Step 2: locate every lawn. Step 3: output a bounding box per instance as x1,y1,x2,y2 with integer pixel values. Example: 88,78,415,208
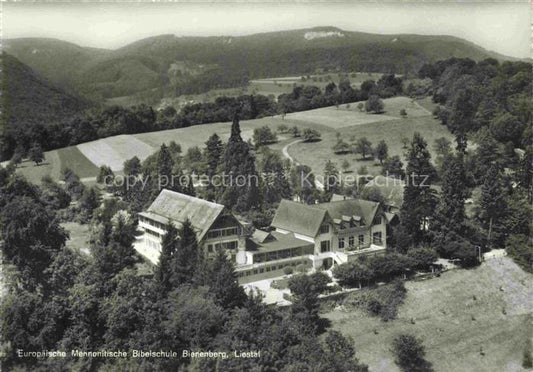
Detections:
323,257,533,372
61,221,91,256
77,134,156,172
9,150,61,184
285,103,454,177
11,96,450,184
57,146,101,179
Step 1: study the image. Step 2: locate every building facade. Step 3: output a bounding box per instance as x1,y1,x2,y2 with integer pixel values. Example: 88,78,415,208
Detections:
136,189,391,284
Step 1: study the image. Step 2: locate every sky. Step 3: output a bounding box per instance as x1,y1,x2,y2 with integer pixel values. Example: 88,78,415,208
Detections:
3,2,530,59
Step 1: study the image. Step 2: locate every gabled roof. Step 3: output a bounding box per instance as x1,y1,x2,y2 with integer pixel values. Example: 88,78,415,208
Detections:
313,198,380,226
146,189,225,241
271,199,327,237
252,229,274,243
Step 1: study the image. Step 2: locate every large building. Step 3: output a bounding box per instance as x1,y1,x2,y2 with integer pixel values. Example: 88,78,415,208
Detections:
137,189,245,264
136,189,392,284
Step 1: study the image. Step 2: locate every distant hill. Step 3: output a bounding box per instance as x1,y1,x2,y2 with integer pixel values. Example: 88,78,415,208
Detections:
4,27,518,103
1,52,90,133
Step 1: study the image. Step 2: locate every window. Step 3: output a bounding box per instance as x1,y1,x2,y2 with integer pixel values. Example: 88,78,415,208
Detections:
320,224,330,234
266,267,271,272
374,216,382,225
320,240,331,253
214,240,238,251
259,268,264,273
207,245,213,253
349,236,354,247
373,232,383,244
358,234,365,245
338,237,345,249
207,227,240,239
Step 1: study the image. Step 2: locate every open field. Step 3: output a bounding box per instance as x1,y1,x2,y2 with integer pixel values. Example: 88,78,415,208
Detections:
323,257,533,372
10,96,451,183
78,135,156,171
284,97,453,176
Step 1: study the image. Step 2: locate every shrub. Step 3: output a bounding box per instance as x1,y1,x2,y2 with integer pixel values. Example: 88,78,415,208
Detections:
302,128,321,142
345,280,407,321
283,266,294,276
253,126,278,146
393,334,433,372
407,247,438,271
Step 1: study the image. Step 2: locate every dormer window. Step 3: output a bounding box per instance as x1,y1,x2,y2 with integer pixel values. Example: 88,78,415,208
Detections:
320,224,330,234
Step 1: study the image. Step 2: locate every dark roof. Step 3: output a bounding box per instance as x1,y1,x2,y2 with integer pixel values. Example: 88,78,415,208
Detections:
271,199,327,237
251,231,314,253
364,175,405,208
146,189,225,241
313,198,380,226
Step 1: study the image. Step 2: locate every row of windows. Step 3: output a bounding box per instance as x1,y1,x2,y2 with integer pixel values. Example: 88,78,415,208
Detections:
338,235,365,249
207,240,238,253
145,228,162,239
206,227,240,239
253,246,314,263
337,232,383,249
237,260,306,278
140,216,166,231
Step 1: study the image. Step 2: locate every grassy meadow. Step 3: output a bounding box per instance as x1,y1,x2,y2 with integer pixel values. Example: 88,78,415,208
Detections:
10,96,452,184
324,257,533,372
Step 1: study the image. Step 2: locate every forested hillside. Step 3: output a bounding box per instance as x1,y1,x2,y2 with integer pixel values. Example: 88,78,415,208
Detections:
4,27,517,102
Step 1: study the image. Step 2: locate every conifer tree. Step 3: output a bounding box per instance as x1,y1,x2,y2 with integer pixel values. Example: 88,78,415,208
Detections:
170,219,201,287
204,133,223,198
480,162,508,246
208,249,247,309
399,132,437,248
155,223,179,294
222,111,261,211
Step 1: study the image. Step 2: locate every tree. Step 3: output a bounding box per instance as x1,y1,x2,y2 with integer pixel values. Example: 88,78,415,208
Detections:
154,223,179,294
123,156,141,177
207,249,247,309
288,274,321,329
393,334,433,372
341,159,351,173
253,126,278,146
204,133,223,197
374,140,388,164
28,142,44,165
433,154,469,234
11,144,25,166
355,137,373,159
290,126,301,137
382,155,405,179
357,102,364,112
365,95,384,114
324,160,340,197
480,163,508,246
260,149,292,204
302,128,321,142
97,165,114,185
79,187,100,222
170,219,201,287
399,133,437,248
505,234,533,273
222,111,261,211
157,143,174,190
1,197,67,286
332,138,351,154
400,109,407,118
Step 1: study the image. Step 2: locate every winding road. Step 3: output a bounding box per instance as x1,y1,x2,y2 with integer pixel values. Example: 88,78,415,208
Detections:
281,139,324,190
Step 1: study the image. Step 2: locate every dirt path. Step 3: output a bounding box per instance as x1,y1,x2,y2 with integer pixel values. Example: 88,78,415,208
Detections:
281,139,324,190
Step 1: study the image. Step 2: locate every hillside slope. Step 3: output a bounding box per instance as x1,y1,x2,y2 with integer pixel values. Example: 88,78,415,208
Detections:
4,27,516,102
1,52,89,131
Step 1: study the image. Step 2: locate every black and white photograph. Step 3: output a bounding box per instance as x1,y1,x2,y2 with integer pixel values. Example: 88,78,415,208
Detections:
0,1,531,371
